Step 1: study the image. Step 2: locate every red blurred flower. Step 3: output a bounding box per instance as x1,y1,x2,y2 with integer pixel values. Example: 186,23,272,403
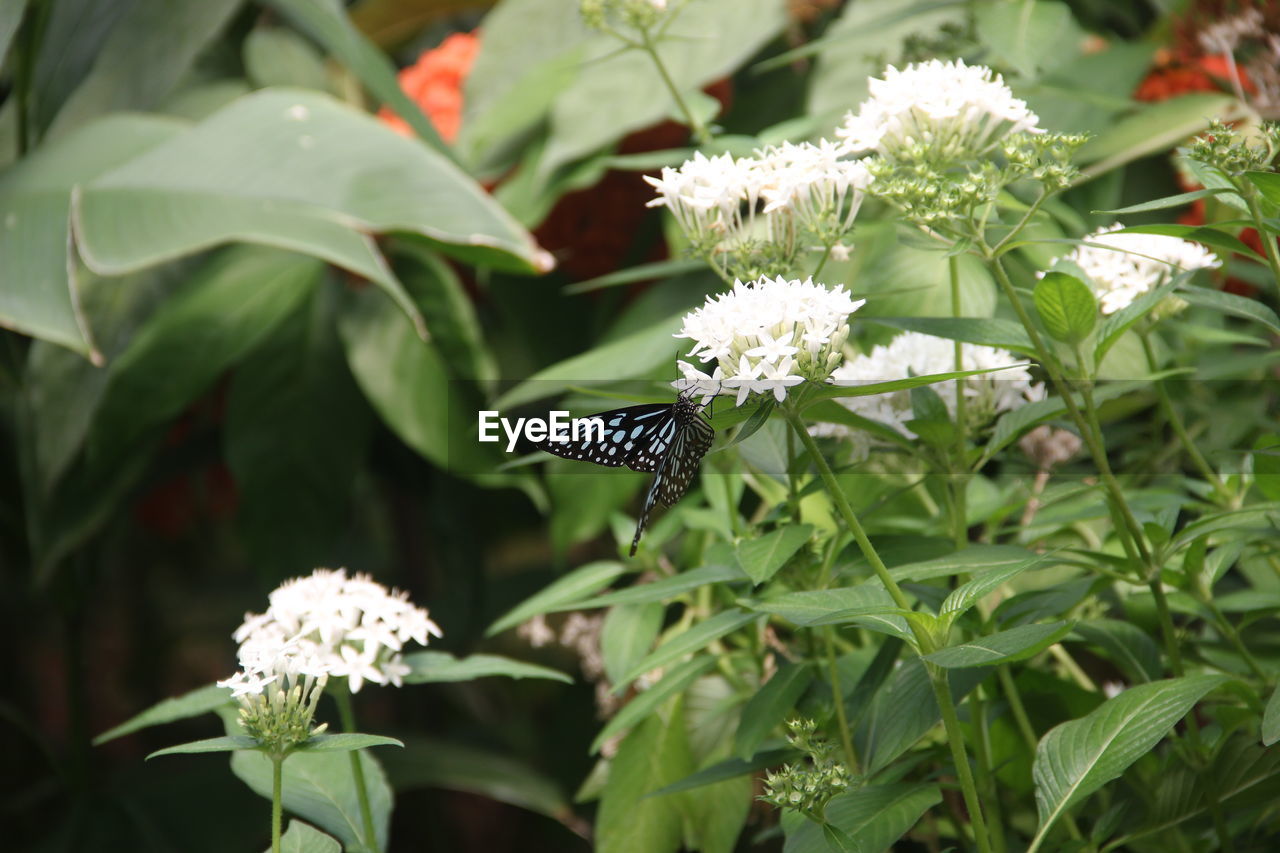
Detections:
379,32,480,143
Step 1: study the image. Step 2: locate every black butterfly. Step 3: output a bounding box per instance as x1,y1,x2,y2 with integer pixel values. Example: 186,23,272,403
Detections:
534,391,715,555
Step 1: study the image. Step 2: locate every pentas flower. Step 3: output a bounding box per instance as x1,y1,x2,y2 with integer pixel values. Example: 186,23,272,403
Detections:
836,59,1041,163
1053,224,1220,314
816,332,1042,452
757,140,871,242
675,276,864,405
218,647,329,754
231,568,442,694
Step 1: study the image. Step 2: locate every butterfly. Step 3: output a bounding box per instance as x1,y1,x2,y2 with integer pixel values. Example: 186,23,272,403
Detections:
533,391,715,555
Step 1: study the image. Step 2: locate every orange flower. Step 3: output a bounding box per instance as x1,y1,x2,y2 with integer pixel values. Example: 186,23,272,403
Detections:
380,32,480,143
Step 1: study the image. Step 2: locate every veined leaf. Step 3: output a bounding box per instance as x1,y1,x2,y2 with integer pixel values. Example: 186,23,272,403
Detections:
924,620,1073,668
486,561,630,636
402,652,571,684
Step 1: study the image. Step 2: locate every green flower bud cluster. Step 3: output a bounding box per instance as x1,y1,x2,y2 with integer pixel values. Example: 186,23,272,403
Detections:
579,0,668,33
236,671,329,758
1187,120,1280,176
760,718,855,821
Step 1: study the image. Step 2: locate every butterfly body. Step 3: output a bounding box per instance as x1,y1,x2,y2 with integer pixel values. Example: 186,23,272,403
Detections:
534,392,714,555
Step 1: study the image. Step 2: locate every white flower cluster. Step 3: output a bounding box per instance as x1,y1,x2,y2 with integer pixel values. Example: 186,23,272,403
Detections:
816,332,1042,451
675,275,864,405
220,568,442,695
645,142,870,265
1053,224,1221,314
836,59,1041,162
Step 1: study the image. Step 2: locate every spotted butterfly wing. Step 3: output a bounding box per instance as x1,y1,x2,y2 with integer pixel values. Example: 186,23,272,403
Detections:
631,404,714,555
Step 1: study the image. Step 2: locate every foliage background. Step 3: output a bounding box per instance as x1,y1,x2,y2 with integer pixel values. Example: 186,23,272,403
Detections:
1,0,1278,851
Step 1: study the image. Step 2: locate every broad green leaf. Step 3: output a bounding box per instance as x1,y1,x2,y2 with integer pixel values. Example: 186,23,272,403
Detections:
1093,279,1179,363
1262,685,1280,746
1181,286,1280,336
1168,503,1280,552
1034,272,1097,345
868,316,1034,354
95,684,231,745
650,747,794,797
228,712,393,852
495,311,686,409
487,561,629,636
226,287,372,574
592,656,718,754
602,602,666,685
924,620,1073,668
1070,619,1162,684
1093,187,1240,215
297,734,403,753
264,0,452,157
1031,675,1229,844
0,113,182,357
596,708,692,853
734,663,812,760
274,821,341,853
1255,435,1280,503
750,586,900,628
976,0,1082,80
74,90,544,330
736,524,813,585
392,242,497,384
27,0,127,135
380,735,570,821
941,552,1053,618
244,25,332,92
87,248,320,465
616,610,758,689
783,783,941,853
680,751,752,853
149,736,260,758
1077,94,1238,178
715,398,776,454
402,652,571,684
540,0,787,176
573,564,748,609
1245,170,1280,207
885,544,1044,583
45,0,241,139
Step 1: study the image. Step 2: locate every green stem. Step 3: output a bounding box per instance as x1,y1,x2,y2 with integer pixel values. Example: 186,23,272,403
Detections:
968,690,1006,853
1138,330,1230,503
1242,184,1280,302
928,665,994,853
823,626,859,771
335,687,380,853
948,253,969,549
639,27,709,144
271,755,284,853
813,239,837,281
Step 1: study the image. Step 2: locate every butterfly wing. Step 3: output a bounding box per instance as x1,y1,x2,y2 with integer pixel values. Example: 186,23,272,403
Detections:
630,412,715,555
532,403,674,471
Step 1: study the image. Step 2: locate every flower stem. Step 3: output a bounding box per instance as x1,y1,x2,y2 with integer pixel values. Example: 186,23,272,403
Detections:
335,686,380,853
639,26,709,145
823,626,859,771
928,664,994,853
271,755,284,853
948,253,969,549
1242,184,1280,302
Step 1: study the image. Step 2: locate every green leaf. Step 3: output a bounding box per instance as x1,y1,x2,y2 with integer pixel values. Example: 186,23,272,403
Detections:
1181,286,1280,336
87,247,320,464
1070,620,1162,684
783,783,941,853
591,656,718,754
573,564,748,609
750,586,901,629
0,0,27,73
1077,93,1238,178
924,620,1073,668
868,316,1034,353
1031,675,1229,844
226,287,372,574
1093,279,1178,363
1093,187,1240,215
736,524,813,585
1112,223,1259,263
273,821,341,853
1244,171,1280,207
940,551,1054,619
812,364,1029,403
1262,685,1280,747
715,398,776,454
402,652,571,684
1034,272,1098,345
975,0,1082,81
0,113,182,357
980,380,1144,465
616,610,758,689
488,562,628,636
734,663,812,760
244,25,332,92
294,734,402,753
564,259,706,295
495,312,686,409
1255,435,1280,503
229,716,393,852
148,735,260,758
649,747,794,797
602,603,666,685
264,0,452,158
44,0,241,138
95,684,231,745
596,708,692,853
540,0,787,176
